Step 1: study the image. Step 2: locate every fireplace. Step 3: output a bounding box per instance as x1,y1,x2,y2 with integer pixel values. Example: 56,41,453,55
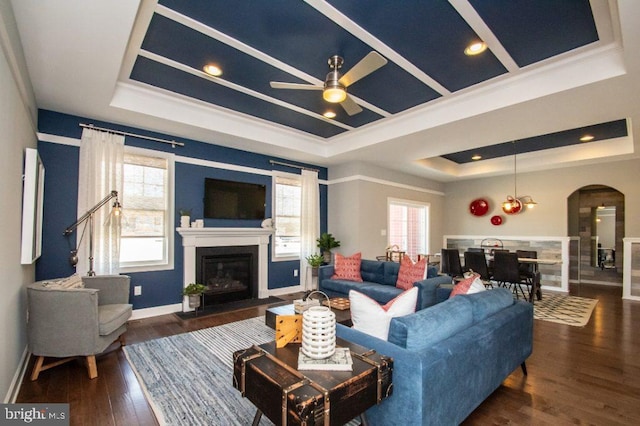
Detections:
177,227,272,312
196,245,258,305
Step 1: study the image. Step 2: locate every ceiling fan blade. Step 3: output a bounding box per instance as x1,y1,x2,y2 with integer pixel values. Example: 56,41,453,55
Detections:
339,51,387,87
340,95,363,116
270,81,322,90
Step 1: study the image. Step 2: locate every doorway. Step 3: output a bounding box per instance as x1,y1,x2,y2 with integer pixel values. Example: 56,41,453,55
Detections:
567,185,624,285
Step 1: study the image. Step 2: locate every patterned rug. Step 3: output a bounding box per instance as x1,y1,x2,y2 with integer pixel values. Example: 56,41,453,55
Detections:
533,295,598,327
124,317,275,425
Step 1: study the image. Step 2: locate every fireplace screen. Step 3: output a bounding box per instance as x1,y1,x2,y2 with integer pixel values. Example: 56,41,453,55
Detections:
196,246,258,305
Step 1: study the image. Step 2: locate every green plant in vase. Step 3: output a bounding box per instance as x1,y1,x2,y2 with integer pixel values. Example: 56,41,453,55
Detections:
316,233,341,264
305,253,324,276
182,283,206,309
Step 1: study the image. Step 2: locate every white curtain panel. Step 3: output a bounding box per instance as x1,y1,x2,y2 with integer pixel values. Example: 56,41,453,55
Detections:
300,170,320,291
76,128,124,275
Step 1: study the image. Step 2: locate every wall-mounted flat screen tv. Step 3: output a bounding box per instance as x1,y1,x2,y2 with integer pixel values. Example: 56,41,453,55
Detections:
204,178,266,220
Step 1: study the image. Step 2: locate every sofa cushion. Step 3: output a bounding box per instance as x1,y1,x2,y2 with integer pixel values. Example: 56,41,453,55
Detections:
356,283,404,304
360,259,386,284
98,304,132,336
449,273,485,298
388,296,473,350
383,262,401,286
463,287,514,323
331,252,363,282
350,287,418,340
396,257,428,290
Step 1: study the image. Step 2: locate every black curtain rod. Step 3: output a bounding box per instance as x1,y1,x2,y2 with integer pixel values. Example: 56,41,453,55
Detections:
79,123,184,148
269,160,318,172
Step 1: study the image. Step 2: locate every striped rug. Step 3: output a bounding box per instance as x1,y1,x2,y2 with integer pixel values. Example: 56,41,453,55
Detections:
124,317,275,425
533,295,598,327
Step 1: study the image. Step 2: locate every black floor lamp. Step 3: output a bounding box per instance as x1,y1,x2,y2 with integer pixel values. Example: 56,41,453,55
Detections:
63,190,122,276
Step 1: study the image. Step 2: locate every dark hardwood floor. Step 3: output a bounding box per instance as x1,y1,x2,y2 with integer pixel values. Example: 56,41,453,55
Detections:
17,285,640,425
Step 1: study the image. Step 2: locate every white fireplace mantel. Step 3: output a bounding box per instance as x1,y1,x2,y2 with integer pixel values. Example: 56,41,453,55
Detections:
177,227,273,311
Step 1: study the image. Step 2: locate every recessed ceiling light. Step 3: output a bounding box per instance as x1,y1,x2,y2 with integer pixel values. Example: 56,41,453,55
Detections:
471,154,482,161
580,134,595,142
464,41,487,56
203,64,223,77
323,111,337,119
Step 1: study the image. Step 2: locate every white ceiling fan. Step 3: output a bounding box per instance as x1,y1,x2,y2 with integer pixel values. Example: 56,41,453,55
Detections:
270,51,387,116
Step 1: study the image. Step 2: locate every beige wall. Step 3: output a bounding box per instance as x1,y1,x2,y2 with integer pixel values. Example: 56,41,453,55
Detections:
442,159,640,240
328,162,445,260
327,158,640,264
0,0,38,402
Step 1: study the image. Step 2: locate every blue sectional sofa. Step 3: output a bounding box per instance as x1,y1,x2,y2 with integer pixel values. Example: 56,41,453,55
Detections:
337,287,533,425
319,259,452,310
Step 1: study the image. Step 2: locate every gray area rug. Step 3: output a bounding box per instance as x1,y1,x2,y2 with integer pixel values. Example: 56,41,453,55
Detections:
124,317,275,425
533,294,598,326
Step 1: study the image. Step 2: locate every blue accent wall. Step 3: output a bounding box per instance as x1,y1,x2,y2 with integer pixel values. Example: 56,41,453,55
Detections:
36,110,328,310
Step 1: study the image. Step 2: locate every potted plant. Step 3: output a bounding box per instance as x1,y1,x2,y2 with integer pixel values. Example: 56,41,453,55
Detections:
305,253,324,276
182,283,206,309
316,233,341,264
179,208,192,228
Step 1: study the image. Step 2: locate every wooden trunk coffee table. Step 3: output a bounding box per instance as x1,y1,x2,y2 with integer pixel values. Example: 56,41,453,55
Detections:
233,339,392,425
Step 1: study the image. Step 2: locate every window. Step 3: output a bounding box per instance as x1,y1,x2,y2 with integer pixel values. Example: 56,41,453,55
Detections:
273,174,301,260
119,148,174,272
388,198,429,261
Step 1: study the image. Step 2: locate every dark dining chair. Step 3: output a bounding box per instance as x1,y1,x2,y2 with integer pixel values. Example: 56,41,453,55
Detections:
440,248,463,280
516,250,541,301
487,249,508,278
463,251,492,287
466,247,485,253
492,251,532,301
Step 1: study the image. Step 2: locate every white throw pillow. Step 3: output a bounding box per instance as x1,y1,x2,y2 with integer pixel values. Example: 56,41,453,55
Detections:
466,276,487,294
349,287,418,340
44,274,84,289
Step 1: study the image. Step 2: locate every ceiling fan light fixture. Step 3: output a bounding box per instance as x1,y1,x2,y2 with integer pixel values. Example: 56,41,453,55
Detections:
323,84,347,103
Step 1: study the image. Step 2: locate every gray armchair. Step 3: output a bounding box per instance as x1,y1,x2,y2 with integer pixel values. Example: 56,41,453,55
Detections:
27,275,132,380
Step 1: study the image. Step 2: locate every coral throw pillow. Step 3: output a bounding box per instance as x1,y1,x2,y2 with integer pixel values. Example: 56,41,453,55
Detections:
449,273,486,298
349,287,418,340
396,256,428,290
331,252,363,282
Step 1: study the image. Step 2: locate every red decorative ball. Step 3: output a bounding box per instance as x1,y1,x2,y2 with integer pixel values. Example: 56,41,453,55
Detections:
469,198,489,216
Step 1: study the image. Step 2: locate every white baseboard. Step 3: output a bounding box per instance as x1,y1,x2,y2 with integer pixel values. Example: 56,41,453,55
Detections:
4,347,30,403
130,303,182,320
268,285,304,297
129,287,304,321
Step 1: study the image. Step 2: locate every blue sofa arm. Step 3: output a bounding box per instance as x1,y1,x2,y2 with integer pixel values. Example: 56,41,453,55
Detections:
318,264,335,284
413,275,453,310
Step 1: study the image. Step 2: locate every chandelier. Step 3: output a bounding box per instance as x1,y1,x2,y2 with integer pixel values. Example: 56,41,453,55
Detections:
502,143,537,214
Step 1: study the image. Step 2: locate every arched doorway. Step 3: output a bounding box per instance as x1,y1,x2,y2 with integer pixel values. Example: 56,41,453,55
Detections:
567,185,624,286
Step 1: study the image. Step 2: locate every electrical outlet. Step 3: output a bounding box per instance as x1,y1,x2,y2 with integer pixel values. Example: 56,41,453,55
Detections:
134,285,142,296
293,269,299,277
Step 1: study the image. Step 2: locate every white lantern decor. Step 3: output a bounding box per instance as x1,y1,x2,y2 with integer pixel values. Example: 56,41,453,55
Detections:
301,291,336,359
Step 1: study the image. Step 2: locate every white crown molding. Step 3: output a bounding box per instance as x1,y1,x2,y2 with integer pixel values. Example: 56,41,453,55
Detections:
329,174,444,196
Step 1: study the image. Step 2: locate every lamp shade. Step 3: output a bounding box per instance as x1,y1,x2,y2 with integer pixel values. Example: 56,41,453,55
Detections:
502,196,522,214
